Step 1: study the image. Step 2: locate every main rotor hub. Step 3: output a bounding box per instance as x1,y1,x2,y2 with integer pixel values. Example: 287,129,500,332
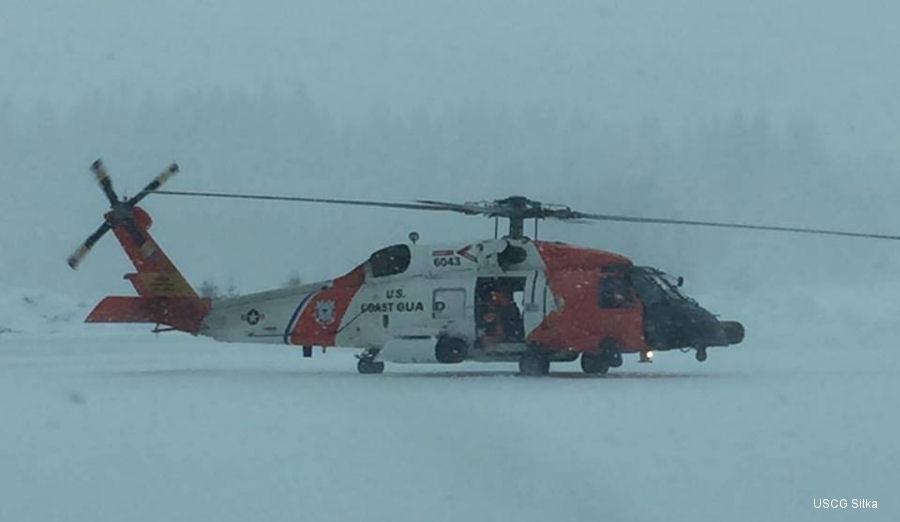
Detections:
466,195,577,239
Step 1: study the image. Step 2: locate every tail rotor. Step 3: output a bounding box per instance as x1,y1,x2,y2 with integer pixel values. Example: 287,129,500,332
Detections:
90,159,119,207
67,159,179,269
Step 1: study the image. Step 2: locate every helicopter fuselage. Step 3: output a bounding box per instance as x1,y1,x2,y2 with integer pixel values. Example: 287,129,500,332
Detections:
198,238,744,364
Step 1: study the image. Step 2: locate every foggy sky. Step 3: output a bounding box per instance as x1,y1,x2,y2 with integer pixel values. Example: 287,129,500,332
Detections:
2,1,899,299
3,0,899,153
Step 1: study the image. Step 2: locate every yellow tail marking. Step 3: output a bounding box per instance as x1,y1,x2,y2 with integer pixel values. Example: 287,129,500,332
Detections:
133,272,195,297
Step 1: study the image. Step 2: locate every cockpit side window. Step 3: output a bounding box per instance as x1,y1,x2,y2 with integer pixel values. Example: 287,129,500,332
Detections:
598,276,633,309
629,266,694,305
630,272,663,305
368,244,411,278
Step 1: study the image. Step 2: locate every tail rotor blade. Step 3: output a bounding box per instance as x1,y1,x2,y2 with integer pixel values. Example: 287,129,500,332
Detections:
129,163,179,207
90,159,119,207
67,221,112,269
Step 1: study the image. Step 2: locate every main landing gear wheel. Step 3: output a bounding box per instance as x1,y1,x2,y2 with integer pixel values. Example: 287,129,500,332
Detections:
580,351,610,375
518,352,550,376
582,339,621,374
695,347,708,362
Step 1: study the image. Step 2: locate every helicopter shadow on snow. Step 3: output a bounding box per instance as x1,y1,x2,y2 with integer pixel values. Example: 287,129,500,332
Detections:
99,367,736,381
387,370,734,379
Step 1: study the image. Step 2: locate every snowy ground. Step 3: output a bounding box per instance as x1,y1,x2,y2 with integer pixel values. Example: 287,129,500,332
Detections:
1,287,897,521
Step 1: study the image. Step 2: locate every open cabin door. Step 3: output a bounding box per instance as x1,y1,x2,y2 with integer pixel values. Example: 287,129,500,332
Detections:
475,276,526,345
522,270,548,335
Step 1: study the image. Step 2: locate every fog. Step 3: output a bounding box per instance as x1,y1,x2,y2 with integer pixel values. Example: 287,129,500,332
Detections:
4,3,900,521
2,0,898,298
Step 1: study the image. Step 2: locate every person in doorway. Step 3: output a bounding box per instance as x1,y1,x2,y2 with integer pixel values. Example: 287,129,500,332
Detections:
491,289,522,342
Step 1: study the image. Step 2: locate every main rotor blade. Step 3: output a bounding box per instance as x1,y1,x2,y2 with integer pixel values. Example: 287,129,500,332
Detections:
128,163,179,207
67,221,112,269
90,159,119,207
575,212,900,241
415,199,489,215
151,188,900,241
154,190,471,213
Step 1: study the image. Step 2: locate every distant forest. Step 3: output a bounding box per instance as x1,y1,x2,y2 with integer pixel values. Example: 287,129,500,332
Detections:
1,88,896,294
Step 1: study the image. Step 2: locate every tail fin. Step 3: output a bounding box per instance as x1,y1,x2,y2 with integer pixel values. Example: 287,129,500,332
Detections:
111,207,198,299
86,207,210,333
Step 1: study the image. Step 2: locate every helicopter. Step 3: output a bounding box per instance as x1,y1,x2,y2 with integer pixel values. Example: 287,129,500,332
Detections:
68,160,900,375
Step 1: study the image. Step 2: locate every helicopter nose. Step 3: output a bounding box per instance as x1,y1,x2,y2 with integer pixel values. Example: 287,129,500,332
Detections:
643,303,744,350
670,309,743,349
696,318,745,347
719,321,745,345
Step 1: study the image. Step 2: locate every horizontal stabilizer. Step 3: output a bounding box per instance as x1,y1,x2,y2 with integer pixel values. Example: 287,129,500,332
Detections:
87,296,210,334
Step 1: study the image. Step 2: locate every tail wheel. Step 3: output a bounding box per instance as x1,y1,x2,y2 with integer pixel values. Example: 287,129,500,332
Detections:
580,351,610,374
357,359,385,374
518,351,550,376
357,348,385,374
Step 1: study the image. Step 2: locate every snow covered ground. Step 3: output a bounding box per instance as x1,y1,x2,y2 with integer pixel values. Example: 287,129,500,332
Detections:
1,287,897,521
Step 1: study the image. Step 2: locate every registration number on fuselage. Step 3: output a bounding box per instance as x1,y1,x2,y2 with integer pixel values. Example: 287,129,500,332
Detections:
433,256,462,267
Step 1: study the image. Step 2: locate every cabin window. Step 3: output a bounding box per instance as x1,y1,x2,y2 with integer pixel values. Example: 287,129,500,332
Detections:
368,244,411,278
598,277,633,309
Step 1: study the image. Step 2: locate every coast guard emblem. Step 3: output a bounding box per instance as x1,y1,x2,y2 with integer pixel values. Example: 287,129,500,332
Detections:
314,299,336,326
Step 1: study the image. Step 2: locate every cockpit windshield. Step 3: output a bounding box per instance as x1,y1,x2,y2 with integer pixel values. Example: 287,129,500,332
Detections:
366,244,411,278
629,266,694,305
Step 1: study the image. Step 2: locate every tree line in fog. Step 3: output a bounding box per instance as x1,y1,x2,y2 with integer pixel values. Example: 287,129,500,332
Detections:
1,88,896,292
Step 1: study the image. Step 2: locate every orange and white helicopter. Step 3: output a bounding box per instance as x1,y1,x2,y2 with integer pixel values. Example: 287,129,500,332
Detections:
69,160,900,375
